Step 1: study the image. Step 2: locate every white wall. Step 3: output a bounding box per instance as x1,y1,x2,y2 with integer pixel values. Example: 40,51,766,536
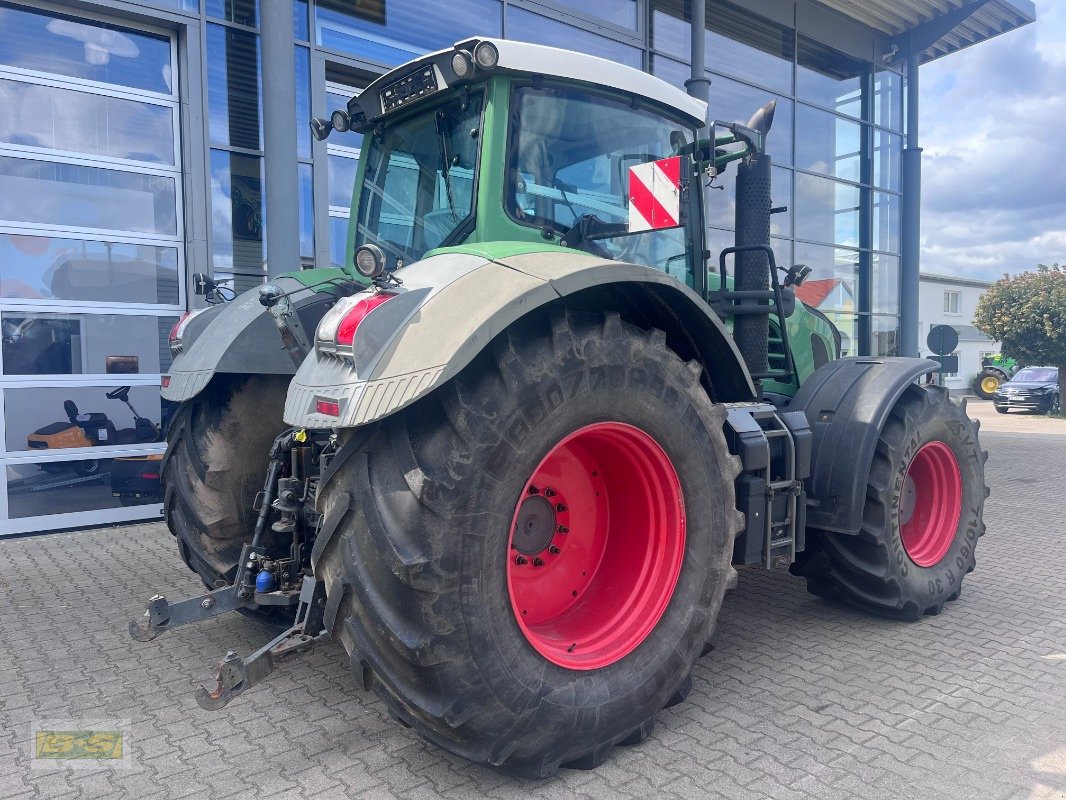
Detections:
917,275,1000,394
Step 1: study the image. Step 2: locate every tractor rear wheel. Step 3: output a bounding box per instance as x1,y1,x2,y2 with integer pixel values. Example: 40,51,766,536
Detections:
162,375,289,592
973,367,1006,399
314,310,742,777
794,385,986,620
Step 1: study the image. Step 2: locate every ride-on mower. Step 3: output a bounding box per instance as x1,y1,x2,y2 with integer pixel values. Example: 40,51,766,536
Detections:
133,38,987,777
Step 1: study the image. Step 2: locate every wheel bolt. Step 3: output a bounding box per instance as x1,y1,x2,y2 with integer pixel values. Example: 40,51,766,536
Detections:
555,503,567,512
544,488,557,497
557,525,569,534
527,486,539,495
532,557,545,567
548,545,561,555
515,556,527,566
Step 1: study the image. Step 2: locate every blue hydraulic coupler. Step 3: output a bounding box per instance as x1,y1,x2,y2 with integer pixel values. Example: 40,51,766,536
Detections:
255,569,275,594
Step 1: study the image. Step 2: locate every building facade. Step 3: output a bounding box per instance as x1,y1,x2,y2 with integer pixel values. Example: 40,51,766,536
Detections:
918,272,1000,396
0,0,1032,534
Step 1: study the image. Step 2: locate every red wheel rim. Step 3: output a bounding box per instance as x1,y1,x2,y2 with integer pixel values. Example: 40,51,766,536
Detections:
900,441,962,567
507,422,685,670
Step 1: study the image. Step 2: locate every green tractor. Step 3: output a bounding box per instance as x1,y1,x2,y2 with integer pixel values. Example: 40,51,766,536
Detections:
134,38,987,777
974,352,1019,399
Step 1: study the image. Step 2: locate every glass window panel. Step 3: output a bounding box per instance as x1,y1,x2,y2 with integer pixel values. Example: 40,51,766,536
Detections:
651,0,794,94
0,235,179,305
701,164,792,237
873,129,901,191
550,0,637,29
0,4,173,94
795,105,861,182
705,226,790,280
2,312,178,375
146,0,199,11
873,314,899,356
206,23,262,150
797,36,863,118
871,254,899,314
6,384,162,452
295,46,311,159
650,53,689,91
211,271,264,294
795,172,859,248
329,215,349,268
328,153,358,209
0,78,175,165
326,90,363,149
872,190,900,253
294,0,309,40
709,75,792,166
793,241,859,314
210,150,265,274
8,459,161,519
506,8,641,68
0,155,176,235
299,163,313,260
874,68,902,131
206,0,259,27
316,0,502,66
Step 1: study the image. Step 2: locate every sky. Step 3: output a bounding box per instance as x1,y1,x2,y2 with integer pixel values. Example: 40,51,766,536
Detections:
919,0,1065,280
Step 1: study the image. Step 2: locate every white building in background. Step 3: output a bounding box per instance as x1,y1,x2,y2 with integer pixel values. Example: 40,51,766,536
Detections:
918,273,1001,395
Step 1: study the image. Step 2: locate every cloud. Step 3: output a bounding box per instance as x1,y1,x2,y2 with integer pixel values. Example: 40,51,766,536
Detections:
920,1,1065,280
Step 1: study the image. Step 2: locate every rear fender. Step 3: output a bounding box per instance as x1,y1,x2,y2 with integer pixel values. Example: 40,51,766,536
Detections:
791,357,940,535
284,249,756,429
163,277,338,403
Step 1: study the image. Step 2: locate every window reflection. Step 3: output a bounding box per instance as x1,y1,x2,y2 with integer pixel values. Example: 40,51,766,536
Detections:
795,105,861,182
795,172,859,248
299,163,313,259
507,7,641,68
210,150,265,274
0,235,179,304
872,191,900,254
0,155,177,235
206,0,259,27
797,36,863,118
2,312,178,375
295,46,311,159
0,78,175,165
206,23,262,150
793,241,859,314
874,69,903,132
702,165,792,238
550,0,637,29
8,460,160,519
709,75,792,166
316,0,502,66
329,215,349,268
873,129,901,191
873,314,899,356
328,153,358,209
871,254,899,314
0,3,173,94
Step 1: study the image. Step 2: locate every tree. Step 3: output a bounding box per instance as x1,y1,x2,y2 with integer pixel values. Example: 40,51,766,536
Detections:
973,264,1066,382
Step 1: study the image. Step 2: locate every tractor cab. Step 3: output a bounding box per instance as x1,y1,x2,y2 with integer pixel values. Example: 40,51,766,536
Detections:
316,38,711,288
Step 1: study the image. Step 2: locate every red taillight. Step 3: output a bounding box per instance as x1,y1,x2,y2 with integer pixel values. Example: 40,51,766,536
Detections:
316,399,341,416
335,293,394,346
169,312,190,343
142,472,160,480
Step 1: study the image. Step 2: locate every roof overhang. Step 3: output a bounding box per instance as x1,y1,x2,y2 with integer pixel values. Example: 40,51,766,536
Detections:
815,0,1035,64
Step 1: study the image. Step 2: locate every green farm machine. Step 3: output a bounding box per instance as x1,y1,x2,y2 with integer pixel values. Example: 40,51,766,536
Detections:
133,38,987,777
974,353,1020,399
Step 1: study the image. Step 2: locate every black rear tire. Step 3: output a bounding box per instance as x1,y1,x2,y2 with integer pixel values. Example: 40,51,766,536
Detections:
162,375,289,589
314,310,743,777
795,385,987,620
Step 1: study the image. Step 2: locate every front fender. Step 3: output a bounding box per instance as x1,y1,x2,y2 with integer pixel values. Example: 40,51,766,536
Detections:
284,249,756,429
163,276,337,403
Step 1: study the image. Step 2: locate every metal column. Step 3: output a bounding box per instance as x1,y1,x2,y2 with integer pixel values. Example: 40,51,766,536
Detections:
899,51,922,357
685,0,710,105
261,0,301,278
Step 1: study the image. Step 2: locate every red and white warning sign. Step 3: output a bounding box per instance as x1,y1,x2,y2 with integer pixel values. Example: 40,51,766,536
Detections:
628,156,681,233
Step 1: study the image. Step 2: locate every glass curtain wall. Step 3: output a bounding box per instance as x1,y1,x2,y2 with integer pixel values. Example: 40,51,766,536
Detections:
649,0,903,356
0,3,183,533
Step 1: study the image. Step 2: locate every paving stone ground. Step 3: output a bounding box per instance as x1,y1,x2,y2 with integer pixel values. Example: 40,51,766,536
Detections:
1,406,1064,799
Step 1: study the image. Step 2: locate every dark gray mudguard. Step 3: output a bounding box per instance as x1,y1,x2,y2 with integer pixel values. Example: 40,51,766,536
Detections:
791,356,940,535
163,277,332,403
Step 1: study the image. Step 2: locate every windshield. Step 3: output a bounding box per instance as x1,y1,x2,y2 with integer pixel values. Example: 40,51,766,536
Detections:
506,85,696,286
1011,367,1058,383
354,90,483,265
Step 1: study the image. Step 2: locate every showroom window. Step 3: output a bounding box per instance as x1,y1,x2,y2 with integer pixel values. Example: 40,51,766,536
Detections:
0,4,182,534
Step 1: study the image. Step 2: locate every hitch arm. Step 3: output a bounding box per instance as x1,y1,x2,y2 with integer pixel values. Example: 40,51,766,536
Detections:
195,577,328,710
129,584,248,642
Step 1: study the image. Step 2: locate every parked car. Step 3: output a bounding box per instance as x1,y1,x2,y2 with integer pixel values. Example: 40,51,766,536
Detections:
992,367,1059,414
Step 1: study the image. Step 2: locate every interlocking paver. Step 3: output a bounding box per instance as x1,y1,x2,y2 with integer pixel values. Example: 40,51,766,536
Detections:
1,424,1064,799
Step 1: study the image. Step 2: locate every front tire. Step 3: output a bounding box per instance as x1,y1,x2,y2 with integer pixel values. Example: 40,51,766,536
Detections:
796,385,987,620
973,367,1005,399
315,310,742,777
